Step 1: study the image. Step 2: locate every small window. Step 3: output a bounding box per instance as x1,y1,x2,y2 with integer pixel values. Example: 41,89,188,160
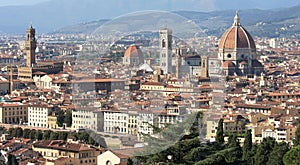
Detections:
227,54,232,58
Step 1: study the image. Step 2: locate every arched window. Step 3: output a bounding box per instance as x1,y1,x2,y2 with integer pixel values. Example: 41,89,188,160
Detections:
106,160,112,165
162,39,166,48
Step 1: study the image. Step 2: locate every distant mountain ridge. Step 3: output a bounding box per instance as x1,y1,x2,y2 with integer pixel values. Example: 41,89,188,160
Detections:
0,0,299,37
53,5,300,38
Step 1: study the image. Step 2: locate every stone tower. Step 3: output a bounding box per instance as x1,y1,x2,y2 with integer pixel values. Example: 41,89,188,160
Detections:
9,65,13,94
159,28,172,74
175,48,182,79
25,24,37,67
201,56,209,78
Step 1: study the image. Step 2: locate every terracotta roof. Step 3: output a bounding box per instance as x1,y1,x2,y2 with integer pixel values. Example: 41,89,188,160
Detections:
240,61,248,65
33,71,47,75
33,140,97,152
222,60,236,68
71,78,125,83
124,45,143,58
219,13,256,51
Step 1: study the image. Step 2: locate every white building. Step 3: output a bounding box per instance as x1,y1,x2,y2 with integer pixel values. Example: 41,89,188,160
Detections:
269,38,279,48
128,111,138,136
262,128,276,139
103,110,129,134
28,104,53,128
72,107,102,132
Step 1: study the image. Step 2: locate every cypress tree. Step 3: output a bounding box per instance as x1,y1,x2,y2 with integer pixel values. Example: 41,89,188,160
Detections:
293,119,300,146
242,129,252,161
216,118,224,144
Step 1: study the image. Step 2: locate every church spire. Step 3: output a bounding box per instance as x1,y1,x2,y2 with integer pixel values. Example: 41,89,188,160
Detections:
233,10,240,26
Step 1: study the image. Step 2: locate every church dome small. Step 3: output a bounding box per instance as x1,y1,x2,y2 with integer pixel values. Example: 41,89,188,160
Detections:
222,60,236,68
124,45,143,58
219,11,256,52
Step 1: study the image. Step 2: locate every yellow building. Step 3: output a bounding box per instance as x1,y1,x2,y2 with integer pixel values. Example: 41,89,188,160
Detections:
0,103,28,124
47,115,58,129
32,140,102,165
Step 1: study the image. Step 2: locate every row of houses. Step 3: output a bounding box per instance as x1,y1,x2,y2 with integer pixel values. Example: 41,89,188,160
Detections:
0,102,186,138
0,136,136,165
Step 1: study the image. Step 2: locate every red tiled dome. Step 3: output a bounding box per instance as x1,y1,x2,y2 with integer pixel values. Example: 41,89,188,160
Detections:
240,61,248,65
219,11,256,51
222,60,236,68
124,45,143,58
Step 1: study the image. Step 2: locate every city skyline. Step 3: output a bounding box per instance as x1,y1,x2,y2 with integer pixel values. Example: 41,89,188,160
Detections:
0,1,299,164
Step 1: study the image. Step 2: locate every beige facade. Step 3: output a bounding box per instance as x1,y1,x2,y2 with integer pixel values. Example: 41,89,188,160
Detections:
47,115,58,129
206,120,218,139
0,103,28,124
128,111,138,136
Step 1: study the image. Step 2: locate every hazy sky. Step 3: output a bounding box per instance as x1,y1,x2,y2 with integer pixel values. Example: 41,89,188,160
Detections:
0,0,299,10
0,0,49,6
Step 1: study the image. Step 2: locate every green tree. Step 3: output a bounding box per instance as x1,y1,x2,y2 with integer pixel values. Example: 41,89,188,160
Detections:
283,145,300,165
7,154,18,165
136,112,203,164
88,136,96,145
195,153,226,165
23,129,31,138
126,158,134,165
242,129,252,161
254,137,276,165
50,132,59,140
8,128,14,136
56,108,64,127
227,134,240,148
78,132,89,143
58,132,68,141
293,120,300,146
43,130,52,140
8,128,17,137
35,130,43,140
15,127,23,138
64,111,72,127
216,118,224,145
29,129,36,140
266,142,289,165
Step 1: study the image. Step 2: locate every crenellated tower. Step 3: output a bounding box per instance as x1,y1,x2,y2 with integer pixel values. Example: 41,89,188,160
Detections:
25,24,37,67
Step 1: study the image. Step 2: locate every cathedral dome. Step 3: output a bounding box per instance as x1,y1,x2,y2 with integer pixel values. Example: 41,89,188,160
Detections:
222,60,236,68
124,45,143,58
218,11,256,52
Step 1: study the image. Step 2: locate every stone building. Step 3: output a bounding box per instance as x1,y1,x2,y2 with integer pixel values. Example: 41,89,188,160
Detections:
18,24,63,81
123,45,144,66
218,11,264,76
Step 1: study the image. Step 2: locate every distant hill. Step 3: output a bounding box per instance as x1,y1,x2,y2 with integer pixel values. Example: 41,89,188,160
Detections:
53,5,300,38
0,0,300,35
